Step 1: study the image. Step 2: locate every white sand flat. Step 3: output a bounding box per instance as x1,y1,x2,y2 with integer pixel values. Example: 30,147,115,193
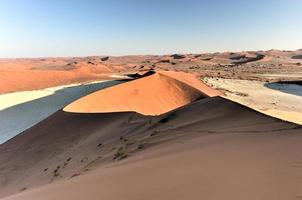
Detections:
203,77,302,125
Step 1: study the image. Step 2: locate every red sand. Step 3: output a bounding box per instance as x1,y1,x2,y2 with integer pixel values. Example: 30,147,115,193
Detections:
158,71,221,96
0,59,124,94
1,49,301,94
63,71,221,115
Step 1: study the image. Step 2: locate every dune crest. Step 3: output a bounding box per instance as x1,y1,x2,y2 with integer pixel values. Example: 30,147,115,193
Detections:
63,71,220,115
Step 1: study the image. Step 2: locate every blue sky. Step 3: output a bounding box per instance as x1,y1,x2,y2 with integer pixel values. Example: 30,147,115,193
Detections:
0,0,302,57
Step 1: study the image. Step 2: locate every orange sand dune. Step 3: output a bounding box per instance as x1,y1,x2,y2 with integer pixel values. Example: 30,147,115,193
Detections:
0,59,125,94
64,71,221,115
158,71,221,96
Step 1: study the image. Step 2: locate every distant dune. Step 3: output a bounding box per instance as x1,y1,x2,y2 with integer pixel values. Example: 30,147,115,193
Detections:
1,49,302,94
0,58,125,94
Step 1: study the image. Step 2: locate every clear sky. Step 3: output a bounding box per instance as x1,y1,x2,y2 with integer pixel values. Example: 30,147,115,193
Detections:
1,0,302,58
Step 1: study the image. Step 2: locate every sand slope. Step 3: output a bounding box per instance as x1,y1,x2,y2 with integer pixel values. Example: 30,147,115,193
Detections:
0,58,128,94
64,71,221,115
0,97,301,199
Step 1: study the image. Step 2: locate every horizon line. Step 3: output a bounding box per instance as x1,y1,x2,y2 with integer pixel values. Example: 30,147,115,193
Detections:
1,48,301,59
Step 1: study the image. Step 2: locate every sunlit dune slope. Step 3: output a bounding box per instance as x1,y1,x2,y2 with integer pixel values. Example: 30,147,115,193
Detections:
0,59,125,94
63,71,221,115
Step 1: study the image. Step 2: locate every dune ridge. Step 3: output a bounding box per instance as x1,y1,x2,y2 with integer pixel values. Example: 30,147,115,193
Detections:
0,97,301,199
63,71,221,115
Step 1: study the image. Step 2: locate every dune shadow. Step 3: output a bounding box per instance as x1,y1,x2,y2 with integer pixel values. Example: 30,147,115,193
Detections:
0,80,124,144
264,81,302,97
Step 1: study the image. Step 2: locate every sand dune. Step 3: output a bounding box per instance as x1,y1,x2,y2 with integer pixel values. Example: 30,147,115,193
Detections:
64,71,221,115
0,97,301,199
0,58,125,94
1,52,301,200
1,49,302,95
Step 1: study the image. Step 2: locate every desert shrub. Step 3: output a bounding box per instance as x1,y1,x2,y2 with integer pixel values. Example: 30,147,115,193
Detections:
137,144,144,150
114,147,128,160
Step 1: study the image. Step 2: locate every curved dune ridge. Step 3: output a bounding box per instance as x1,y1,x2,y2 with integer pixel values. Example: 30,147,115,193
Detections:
63,71,221,115
1,97,301,199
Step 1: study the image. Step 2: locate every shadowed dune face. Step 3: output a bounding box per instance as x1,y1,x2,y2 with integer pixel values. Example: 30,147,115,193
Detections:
0,97,301,199
63,71,221,115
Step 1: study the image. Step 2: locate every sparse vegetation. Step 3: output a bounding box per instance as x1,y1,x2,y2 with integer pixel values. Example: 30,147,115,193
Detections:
234,91,249,97
63,163,68,168
70,173,81,179
125,139,136,146
150,130,159,136
137,140,148,150
53,165,61,177
137,144,145,150
114,147,128,160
